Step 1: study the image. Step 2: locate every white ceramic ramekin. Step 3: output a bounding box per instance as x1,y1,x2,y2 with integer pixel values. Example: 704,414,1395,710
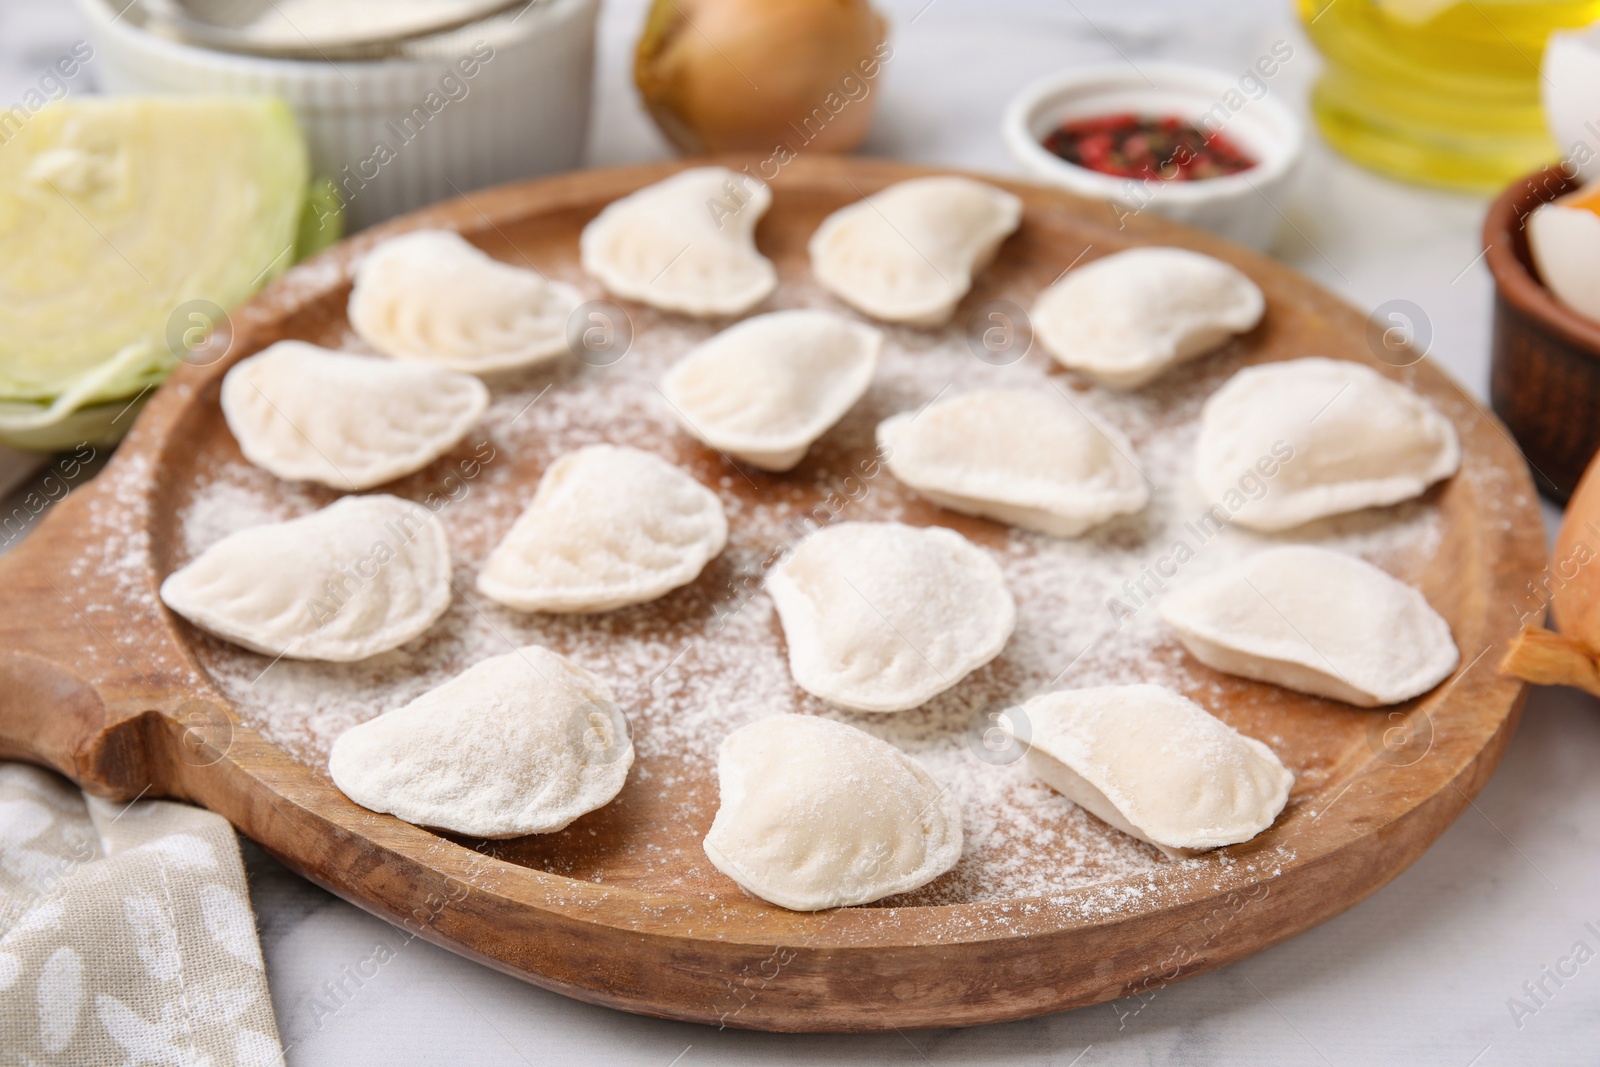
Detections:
71,0,599,231
1002,62,1304,250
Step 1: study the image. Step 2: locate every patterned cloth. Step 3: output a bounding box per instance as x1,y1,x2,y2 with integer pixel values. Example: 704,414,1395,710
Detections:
0,763,283,1066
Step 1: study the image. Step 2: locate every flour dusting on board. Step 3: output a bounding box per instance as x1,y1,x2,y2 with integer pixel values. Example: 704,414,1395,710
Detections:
161,273,1450,909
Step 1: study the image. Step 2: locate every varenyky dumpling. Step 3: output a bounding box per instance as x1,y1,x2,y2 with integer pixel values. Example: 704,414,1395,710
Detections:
221,341,488,491
477,444,727,613
329,646,632,837
877,388,1148,537
580,166,776,317
1008,685,1293,857
1159,545,1458,707
1196,357,1460,532
809,176,1023,327
766,521,1015,712
160,495,452,662
703,715,963,910
1033,247,1265,389
348,229,585,374
660,309,881,471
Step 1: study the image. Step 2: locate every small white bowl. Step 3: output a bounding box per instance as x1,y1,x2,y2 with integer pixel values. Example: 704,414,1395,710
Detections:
71,0,599,231
1003,62,1304,250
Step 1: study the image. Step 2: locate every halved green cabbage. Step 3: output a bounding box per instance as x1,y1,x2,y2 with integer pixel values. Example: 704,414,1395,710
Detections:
0,97,309,422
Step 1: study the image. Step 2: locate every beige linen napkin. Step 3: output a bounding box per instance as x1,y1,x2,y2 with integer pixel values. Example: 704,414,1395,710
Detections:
0,762,284,1066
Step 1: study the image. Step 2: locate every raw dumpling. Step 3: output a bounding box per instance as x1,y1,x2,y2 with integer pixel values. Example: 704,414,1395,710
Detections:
809,176,1023,327
221,341,488,491
1196,357,1460,532
660,309,881,471
580,166,776,317
1032,247,1265,388
877,388,1148,536
160,495,452,662
766,521,1015,712
477,444,727,613
348,229,584,374
703,715,963,910
1159,545,1458,706
328,646,632,837
1008,685,1292,857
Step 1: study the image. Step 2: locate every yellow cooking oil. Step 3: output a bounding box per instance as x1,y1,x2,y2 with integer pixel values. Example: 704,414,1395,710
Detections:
1298,0,1599,190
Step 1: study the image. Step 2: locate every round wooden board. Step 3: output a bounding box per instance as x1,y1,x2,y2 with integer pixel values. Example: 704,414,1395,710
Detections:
0,157,1546,1032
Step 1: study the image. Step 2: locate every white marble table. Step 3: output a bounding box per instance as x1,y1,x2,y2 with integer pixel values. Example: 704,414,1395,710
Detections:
3,0,1596,1063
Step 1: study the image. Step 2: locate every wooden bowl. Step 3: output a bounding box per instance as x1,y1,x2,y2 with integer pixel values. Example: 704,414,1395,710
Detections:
1486,164,1600,502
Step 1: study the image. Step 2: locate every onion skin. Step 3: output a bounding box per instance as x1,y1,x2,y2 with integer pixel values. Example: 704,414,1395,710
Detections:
1501,454,1600,696
1553,457,1600,643
635,0,888,156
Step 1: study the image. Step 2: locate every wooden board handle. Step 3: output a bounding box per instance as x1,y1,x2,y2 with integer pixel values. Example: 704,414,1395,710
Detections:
0,467,204,800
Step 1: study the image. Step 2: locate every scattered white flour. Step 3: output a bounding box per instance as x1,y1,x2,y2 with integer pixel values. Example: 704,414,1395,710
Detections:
131,269,1455,912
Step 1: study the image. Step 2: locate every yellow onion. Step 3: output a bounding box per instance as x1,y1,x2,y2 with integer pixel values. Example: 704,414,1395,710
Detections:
635,0,888,156
1501,457,1600,694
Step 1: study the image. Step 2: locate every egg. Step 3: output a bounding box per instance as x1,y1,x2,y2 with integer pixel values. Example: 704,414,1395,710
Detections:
1528,184,1600,322
1544,26,1600,182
